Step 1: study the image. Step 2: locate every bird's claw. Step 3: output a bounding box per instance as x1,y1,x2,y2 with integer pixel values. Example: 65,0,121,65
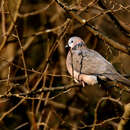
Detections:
81,80,85,87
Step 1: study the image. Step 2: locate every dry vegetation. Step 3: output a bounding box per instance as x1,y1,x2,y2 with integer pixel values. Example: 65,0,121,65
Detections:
0,0,130,130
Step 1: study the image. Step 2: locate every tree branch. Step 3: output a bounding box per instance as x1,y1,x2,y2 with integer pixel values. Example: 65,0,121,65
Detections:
54,0,130,55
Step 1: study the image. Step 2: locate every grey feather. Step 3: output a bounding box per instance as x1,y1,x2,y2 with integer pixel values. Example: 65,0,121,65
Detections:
66,36,130,86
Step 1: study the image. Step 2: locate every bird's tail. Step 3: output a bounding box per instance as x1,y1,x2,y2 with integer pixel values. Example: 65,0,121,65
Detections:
115,73,130,86
106,72,130,86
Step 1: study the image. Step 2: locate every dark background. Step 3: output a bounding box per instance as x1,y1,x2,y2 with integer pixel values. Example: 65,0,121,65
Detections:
0,0,130,130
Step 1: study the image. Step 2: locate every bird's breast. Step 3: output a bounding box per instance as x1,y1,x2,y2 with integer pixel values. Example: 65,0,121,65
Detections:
66,51,98,85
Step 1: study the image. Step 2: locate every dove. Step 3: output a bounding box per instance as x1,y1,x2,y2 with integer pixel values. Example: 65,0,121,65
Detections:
66,36,130,86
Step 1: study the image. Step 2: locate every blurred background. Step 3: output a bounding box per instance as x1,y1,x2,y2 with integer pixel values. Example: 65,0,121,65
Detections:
0,0,130,130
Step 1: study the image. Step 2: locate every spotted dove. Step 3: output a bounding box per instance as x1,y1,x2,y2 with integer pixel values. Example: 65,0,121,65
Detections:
66,36,130,86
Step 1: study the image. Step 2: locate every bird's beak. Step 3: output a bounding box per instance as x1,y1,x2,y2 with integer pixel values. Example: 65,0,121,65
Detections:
65,44,69,48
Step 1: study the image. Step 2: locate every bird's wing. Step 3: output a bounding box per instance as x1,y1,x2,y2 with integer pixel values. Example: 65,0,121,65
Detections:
71,49,117,76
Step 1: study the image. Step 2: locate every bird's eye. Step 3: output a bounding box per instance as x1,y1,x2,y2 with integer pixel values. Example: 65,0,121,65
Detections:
71,40,73,43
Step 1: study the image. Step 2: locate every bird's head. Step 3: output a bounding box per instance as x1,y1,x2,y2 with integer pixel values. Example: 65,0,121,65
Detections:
65,36,86,50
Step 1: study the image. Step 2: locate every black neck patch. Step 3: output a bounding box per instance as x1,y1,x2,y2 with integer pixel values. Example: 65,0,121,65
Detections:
72,42,84,50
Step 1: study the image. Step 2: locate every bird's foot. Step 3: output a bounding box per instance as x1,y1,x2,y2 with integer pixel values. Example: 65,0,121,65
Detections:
81,80,85,87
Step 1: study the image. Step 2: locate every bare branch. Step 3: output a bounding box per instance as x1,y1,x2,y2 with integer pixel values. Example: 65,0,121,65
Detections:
54,0,130,55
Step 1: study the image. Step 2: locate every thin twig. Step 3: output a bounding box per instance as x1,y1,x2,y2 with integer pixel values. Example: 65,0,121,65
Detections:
12,33,30,91
0,98,25,121
91,97,123,130
1,0,6,38
18,0,55,18
0,0,22,51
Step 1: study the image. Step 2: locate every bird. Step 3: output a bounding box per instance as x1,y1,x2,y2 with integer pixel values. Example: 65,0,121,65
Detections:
65,36,130,86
